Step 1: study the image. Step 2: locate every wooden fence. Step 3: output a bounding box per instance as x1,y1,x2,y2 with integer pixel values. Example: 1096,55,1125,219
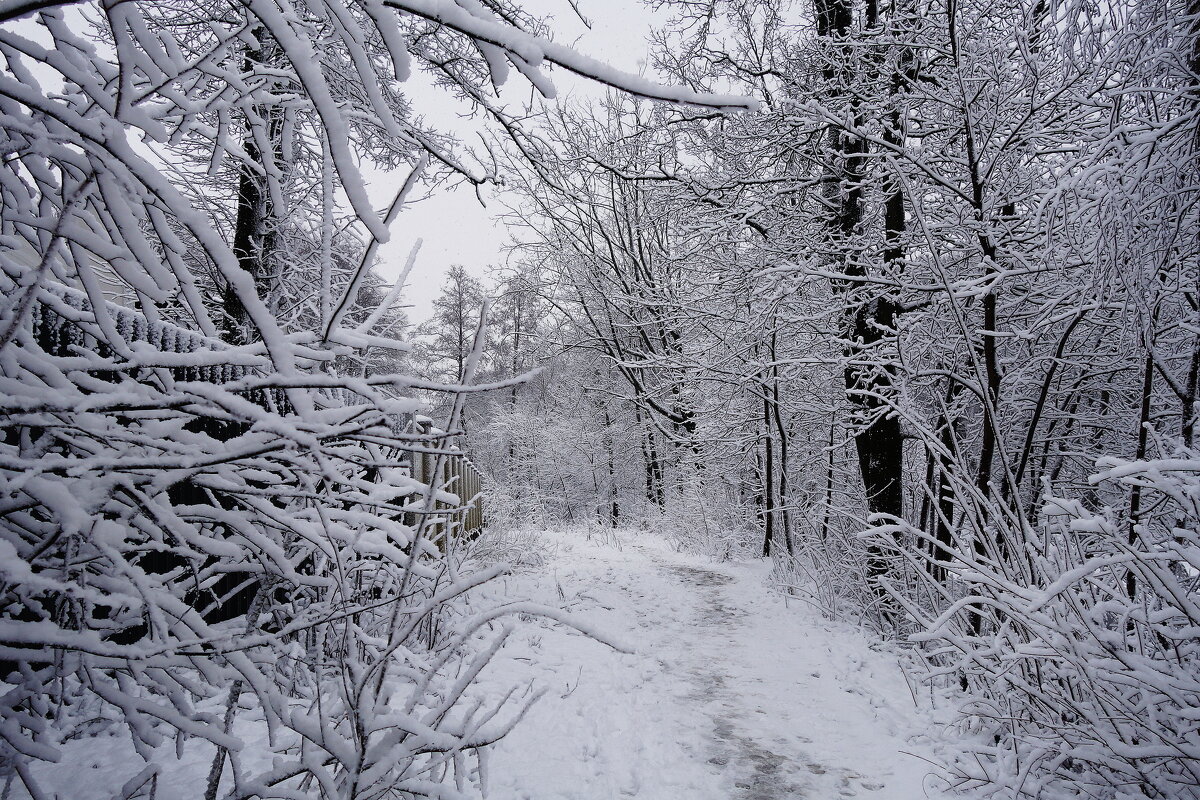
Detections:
28,280,293,421
406,417,486,542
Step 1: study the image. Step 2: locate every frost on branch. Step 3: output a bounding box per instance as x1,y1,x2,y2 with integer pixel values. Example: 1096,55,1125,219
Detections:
0,0,752,792
0,1,648,796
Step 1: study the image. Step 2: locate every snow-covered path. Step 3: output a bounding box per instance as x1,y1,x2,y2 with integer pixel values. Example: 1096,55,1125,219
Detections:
473,530,958,800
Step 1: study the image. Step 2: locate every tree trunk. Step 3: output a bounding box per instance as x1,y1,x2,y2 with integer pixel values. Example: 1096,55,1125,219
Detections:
604,407,620,527
814,0,905,535
1127,346,1155,599
635,404,665,506
761,390,776,557
224,28,286,346
768,329,794,556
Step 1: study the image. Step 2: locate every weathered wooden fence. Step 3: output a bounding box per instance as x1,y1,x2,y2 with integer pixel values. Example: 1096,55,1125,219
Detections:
406,417,486,542
28,281,289,411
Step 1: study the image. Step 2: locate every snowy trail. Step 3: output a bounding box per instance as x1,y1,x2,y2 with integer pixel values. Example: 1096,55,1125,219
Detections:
14,527,959,800
473,530,957,800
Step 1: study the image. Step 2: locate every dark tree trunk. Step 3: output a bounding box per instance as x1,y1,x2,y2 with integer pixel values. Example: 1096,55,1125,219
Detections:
1127,347,1155,599
768,331,794,556
813,0,905,532
604,407,620,527
819,422,836,542
761,389,776,558
224,29,286,346
635,404,665,507
925,384,959,584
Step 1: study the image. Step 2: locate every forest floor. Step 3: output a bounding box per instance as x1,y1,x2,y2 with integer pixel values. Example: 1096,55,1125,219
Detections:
20,527,970,800
471,527,966,800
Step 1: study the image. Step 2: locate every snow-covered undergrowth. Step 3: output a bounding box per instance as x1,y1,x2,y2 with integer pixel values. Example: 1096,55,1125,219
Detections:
12,563,529,800
853,442,1200,799
461,525,970,799
0,296,525,799
651,491,762,562
0,4,542,794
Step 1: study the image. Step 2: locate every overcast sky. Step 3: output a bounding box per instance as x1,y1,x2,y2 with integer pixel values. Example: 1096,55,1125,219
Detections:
365,0,666,324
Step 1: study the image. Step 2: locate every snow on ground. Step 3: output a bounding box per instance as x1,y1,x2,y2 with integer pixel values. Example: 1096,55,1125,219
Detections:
18,526,966,800
469,527,962,800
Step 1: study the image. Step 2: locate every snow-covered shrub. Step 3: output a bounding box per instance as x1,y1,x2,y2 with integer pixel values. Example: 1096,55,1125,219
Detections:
0,4,532,797
865,434,1200,798
652,478,760,561
0,279,531,798
468,394,651,532
770,519,881,625
465,525,551,572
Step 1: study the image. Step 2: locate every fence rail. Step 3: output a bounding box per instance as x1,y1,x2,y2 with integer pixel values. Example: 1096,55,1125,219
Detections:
406,417,486,542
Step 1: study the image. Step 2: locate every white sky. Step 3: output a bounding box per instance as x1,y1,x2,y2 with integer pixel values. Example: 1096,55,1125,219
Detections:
365,0,666,323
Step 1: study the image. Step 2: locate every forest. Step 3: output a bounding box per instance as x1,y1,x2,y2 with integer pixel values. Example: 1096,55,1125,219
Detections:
0,0,1197,798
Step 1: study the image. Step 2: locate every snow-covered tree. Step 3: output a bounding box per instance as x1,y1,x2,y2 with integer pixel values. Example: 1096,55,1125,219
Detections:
413,265,489,426
0,1,752,796
462,0,1200,793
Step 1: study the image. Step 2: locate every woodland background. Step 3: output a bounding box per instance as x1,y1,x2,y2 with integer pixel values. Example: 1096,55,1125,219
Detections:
0,0,1197,798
